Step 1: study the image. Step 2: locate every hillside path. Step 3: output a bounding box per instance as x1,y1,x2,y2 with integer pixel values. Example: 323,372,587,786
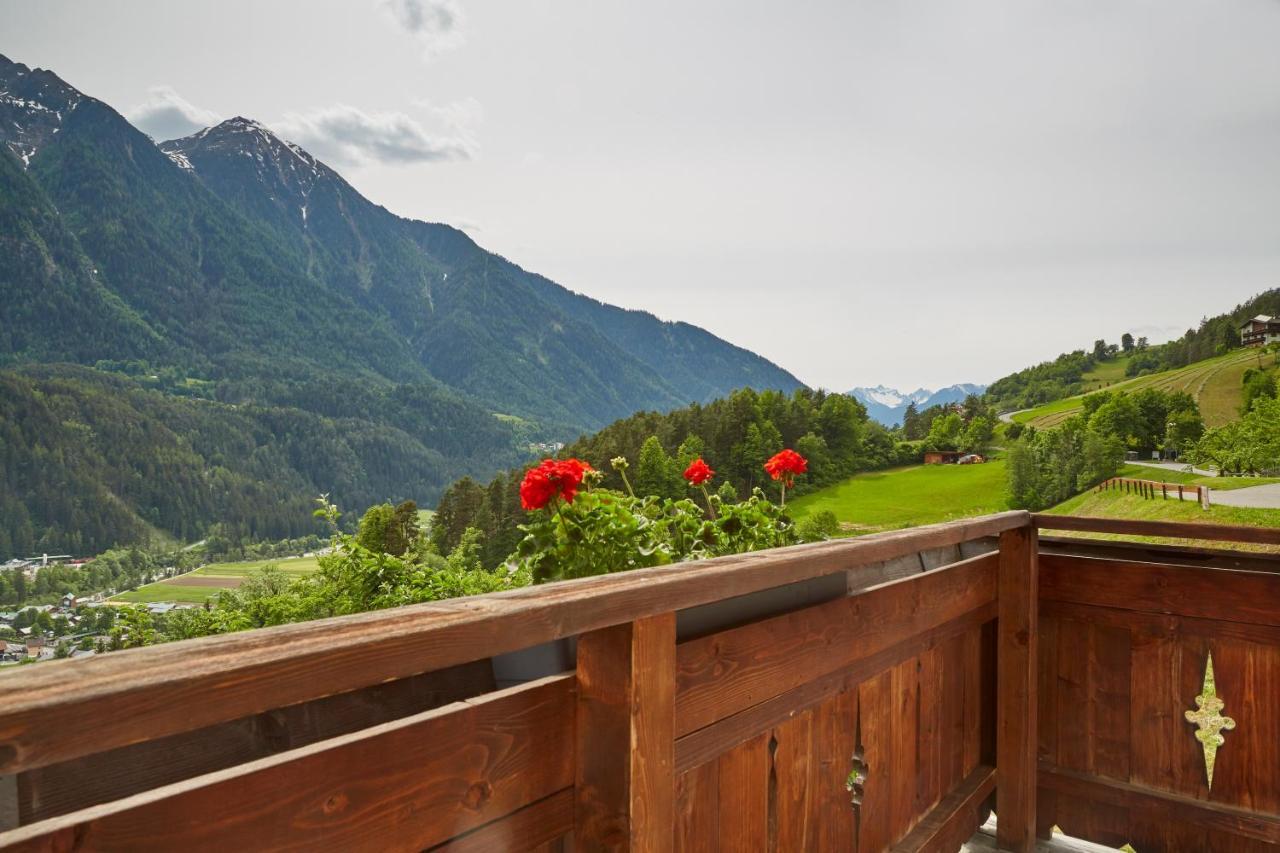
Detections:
1128,460,1217,477
1206,484,1280,509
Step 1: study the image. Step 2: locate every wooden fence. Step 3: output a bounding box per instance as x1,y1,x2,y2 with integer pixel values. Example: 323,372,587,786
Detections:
1096,476,1209,507
0,512,1277,851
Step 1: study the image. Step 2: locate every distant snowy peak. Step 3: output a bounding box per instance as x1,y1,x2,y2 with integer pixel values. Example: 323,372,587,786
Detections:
848,383,987,426
0,54,85,169
856,385,911,408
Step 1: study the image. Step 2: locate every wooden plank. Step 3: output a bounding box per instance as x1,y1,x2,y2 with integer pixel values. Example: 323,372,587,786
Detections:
997,525,1038,852
673,603,995,773
1128,631,1206,801
673,760,718,853
17,658,495,824
1033,514,1280,546
1041,599,1280,648
716,733,768,851
1040,553,1280,627
888,656,921,841
918,644,945,811
891,765,996,853
1042,535,1280,575
1039,766,1280,845
814,686,858,850
857,667,895,852
1198,638,1280,816
428,788,572,852
575,613,676,850
0,512,1028,776
676,551,998,737
771,706,818,850
0,674,574,853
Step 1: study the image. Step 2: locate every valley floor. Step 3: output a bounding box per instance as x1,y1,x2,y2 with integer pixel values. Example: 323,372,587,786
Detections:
788,459,1008,533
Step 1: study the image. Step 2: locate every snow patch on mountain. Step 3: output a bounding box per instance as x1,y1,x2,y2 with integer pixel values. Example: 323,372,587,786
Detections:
848,383,987,426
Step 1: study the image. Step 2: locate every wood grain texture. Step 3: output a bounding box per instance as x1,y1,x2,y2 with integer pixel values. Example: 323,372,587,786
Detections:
427,788,573,852
673,759,718,853
0,512,1028,776
673,603,994,774
1040,553,1280,627
676,551,998,737
0,674,574,853
716,733,768,851
1039,766,1280,845
890,765,996,853
16,659,495,824
1033,514,1280,546
771,706,819,851
996,525,1038,852
575,614,676,851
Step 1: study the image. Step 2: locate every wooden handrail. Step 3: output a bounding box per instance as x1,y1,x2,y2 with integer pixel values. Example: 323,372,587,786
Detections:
1033,514,1280,546
0,511,1028,776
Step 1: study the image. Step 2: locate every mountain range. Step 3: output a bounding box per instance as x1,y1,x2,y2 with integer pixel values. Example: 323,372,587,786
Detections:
0,53,802,553
847,384,987,426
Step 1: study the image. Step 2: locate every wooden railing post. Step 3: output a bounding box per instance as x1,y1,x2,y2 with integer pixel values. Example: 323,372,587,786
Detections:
996,525,1038,852
575,613,676,851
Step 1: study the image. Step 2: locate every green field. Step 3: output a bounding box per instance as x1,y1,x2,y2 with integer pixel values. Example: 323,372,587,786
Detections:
789,459,1009,534
110,554,323,605
111,583,231,604
189,554,322,577
1013,349,1265,430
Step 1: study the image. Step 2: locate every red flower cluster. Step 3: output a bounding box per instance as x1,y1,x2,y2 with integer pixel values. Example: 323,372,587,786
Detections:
520,458,593,511
683,457,715,486
764,449,808,486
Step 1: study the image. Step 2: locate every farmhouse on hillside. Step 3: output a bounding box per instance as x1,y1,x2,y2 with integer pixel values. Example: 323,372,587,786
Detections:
1240,314,1280,346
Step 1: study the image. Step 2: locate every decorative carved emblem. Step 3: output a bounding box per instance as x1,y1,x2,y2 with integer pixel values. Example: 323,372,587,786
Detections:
1184,652,1235,790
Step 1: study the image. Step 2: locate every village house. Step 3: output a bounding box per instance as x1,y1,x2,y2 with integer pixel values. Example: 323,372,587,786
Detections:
1240,314,1280,346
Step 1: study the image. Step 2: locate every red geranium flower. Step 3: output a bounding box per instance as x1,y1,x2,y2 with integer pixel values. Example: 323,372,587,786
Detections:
683,457,715,486
763,449,808,486
519,458,593,510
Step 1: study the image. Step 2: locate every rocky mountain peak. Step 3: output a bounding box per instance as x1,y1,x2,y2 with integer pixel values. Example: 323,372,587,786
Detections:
0,53,85,167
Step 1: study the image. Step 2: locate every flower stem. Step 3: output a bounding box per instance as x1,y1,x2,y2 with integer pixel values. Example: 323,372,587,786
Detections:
699,484,717,518
619,470,635,498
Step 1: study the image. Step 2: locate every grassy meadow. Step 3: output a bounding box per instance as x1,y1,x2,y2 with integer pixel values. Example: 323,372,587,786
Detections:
189,554,322,577
110,583,232,604
788,458,1009,534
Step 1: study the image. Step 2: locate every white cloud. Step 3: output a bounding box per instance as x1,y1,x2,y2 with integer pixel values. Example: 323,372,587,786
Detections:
274,101,478,166
381,0,465,58
127,86,221,141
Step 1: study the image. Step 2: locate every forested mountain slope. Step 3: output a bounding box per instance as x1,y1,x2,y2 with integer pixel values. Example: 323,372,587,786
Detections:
0,52,803,552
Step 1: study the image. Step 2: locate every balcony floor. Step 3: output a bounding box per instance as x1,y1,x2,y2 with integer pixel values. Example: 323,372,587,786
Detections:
965,817,1122,852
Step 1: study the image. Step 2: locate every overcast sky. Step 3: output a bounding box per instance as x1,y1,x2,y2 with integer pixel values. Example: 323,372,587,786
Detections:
7,0,1280,390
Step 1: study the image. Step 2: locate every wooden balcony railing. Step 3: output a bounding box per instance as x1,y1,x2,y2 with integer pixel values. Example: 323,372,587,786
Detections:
0,512,1278,851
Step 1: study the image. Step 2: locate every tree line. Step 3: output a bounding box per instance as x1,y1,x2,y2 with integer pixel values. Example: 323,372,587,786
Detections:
1006,388,1204,510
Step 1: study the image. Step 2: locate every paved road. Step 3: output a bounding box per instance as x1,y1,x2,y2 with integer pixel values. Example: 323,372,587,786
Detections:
1206,484,1280,509
1128,460,1217,477
997,409,1028,425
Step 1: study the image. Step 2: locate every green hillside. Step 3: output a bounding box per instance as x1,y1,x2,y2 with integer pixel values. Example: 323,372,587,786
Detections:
788,459,1009,534
1012,349,1265,429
